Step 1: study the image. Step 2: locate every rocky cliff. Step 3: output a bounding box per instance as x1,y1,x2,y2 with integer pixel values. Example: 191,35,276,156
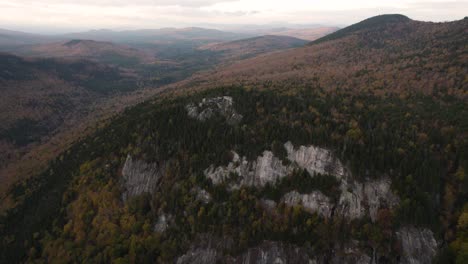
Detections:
337,177,399,221
121,154,166,201
204,141,399,222
396,226,438,264
186,96,243,125
205,150,290,188
284,141,346,179
281,191,333,218
176,228,438,264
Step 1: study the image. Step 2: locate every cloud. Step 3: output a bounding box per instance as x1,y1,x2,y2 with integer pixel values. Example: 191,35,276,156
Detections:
14,0,239,8
0,0,467,33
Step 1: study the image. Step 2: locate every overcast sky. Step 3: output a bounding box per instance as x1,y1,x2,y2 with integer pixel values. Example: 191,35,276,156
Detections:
1,0,467,33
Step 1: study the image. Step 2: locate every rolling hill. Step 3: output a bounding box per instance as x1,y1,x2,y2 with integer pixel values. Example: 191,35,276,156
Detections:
0,29,58,49
0,53,140,190
14,39,153,66
0,15,467,264
198,35,308,62
61,27,251,45
264,26,339,41
174,15,467,99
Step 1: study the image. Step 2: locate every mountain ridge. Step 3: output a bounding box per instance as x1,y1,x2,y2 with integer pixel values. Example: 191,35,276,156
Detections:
0,14,466,264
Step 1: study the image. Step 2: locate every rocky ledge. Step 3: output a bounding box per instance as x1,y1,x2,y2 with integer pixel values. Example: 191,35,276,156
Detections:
186,96,243,125
121,154,166,201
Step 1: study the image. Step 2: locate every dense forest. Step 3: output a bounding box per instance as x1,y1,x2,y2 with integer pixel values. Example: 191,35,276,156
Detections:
0,14,467,264
1,84,466,263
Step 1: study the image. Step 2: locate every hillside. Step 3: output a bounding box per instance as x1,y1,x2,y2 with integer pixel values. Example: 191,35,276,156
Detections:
0,29,58,49
0,53,140,191
62,27,251,45
15,39,153,66
198,35,308,61
178,15,467,98
0,15,467,264
266,27,339,41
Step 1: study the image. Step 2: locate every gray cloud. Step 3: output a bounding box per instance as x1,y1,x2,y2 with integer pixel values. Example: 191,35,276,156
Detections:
1,0,467,34
18,0,239,7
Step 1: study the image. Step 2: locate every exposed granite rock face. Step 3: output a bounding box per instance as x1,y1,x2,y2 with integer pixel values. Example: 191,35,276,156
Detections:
205,142,347,189
229,241,313,264
396,227,438,264
329,240,372,264
176,248,219,264
205,150,290,188
176,234,233,264
154,213,173,233
259,199,277,212
177,239,313,264
194,187,212,204
337,177,399,221
186,96,243,125
121,154,166,201
281,191,333,218
284,141,346,179
204,143,399,222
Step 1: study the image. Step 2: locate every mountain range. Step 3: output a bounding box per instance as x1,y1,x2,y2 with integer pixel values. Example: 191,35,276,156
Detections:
0,14,467,264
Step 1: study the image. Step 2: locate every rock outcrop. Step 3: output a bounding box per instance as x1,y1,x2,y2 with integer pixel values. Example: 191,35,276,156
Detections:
281,191,333,218
337,177,399,221
204,142,399,222
230,241,313,264
121,154,166,201
194,187,212,204
176,239,313,264
205,142,345,189
329,240,372,264
186,96,243,125
284,141,346,179
154,214,173,233
176,248,219,264
205,150,290,188
396,226,438,264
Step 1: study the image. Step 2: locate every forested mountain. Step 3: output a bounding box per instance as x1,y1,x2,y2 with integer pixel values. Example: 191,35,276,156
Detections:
178,15,467,98
13,40,153,66
0,14,467,264
198,35,308,62
0,53,141,195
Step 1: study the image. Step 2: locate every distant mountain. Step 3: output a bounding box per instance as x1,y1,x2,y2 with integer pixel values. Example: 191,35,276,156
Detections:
0,29,58,49
61,27,252,44
311,14,411,44
14,39,153,66
262,27,339,41
198,35,308,62
179,15,467,97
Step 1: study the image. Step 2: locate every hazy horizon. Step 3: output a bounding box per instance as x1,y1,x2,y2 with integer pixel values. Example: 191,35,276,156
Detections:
1,0,467,34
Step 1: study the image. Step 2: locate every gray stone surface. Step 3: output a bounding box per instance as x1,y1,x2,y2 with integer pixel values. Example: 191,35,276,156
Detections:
281,190,333,218
186,96,243,125
284,141,346,179
337,177,399,221
396,226,438,264
121,154,166,201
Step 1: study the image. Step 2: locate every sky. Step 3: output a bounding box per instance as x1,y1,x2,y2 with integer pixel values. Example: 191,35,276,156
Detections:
0,0,467,33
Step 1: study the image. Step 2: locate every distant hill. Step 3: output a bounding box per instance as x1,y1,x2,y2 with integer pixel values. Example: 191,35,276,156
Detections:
311,14,411,44
265,27,339,41
61,27,252,45
0,53,137,167
15,39,153,66
177,15,467,97
198,35,308,62
0,29,58,49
